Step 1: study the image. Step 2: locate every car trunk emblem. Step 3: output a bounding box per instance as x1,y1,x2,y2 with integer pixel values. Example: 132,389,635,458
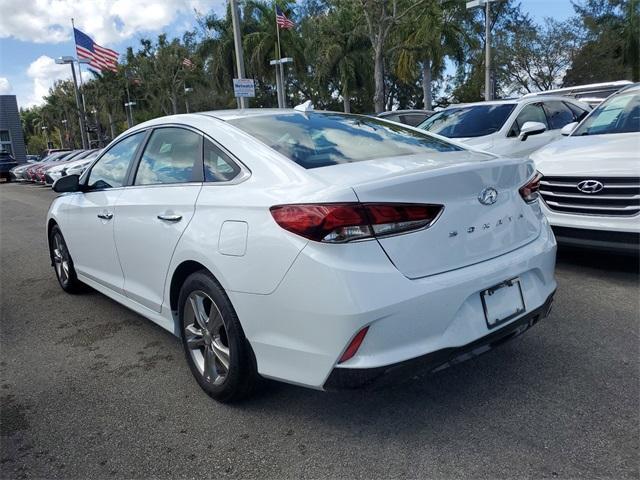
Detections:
478,187,498,205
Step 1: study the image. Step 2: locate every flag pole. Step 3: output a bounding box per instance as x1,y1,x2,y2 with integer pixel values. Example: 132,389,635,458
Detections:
71,18,90,147
275,4,285,107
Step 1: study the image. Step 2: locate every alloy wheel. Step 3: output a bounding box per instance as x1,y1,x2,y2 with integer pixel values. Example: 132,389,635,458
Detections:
183,290,230,386
52,232,71,285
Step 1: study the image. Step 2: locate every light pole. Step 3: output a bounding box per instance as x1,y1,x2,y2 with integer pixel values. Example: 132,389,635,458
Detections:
55,56,89,149
269,57,293,108
41,126,50,148
230,0,248,109
184,86,193,113
466,0,501,101
124,101,136,128
61,119,68,148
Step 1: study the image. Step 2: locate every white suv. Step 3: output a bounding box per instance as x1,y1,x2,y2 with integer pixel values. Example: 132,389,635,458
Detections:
418,96,591,157
531,84,640,254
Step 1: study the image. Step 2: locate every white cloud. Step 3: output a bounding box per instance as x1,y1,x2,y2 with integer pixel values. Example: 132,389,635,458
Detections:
0,0,220,45
25,55,70,106
0,77,12,94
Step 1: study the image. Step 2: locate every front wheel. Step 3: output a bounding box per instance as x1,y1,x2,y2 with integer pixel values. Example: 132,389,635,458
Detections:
49,225,83,293
178,271,257,402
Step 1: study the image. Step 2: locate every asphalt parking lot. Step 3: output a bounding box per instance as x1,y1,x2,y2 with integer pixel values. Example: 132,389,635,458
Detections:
0,182,638,479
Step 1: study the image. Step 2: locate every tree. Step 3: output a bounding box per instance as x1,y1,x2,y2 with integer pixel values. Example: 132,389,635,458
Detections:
495,18,582,94
357,0,427,112
394,0,466,109
315,1,371,112
564,0,639,84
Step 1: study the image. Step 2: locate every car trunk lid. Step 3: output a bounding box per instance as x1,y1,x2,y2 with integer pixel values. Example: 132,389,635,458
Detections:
313,153,540,278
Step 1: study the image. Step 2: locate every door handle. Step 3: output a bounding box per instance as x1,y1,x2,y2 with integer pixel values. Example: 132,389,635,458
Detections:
97,212,113,220
157,214,182,222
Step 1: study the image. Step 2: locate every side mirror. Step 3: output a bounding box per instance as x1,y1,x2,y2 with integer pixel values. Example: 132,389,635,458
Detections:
519,121,547,141
52,174,81,193
561,122,579,136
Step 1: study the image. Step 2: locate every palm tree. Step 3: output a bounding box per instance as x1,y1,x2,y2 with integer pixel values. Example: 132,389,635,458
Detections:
315,2,371,112
394,0,466,109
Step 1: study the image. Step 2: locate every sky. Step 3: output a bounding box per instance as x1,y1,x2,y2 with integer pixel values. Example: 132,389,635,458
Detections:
0,0,576,110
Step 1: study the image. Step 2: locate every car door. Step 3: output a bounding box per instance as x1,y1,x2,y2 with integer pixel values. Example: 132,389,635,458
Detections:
500,102,554,157
113,127,204,312
62,131,147,293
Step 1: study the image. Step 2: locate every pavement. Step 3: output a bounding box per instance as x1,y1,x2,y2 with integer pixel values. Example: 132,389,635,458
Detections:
0,182,638,479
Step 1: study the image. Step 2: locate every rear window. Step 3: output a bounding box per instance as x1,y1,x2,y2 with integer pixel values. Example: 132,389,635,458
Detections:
227,112,461,169
419,104,516,138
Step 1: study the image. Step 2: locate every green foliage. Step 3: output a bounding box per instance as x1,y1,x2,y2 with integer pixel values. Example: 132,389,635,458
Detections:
564,0,639,84
19,0,636,146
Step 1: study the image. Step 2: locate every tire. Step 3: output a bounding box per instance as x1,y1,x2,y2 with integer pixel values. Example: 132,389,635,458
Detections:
49,225,83,293
178,270,257,402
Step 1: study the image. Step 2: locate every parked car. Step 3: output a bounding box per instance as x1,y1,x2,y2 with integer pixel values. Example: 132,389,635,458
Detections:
45,150,100,185
26,154,40,162
25,150,81,182
0,150,18,182
377,109,434,126
48,109,557,402
40,148,70,159
523,80,633,108
418,96,591,157
65,153,100,178
531,83,640,255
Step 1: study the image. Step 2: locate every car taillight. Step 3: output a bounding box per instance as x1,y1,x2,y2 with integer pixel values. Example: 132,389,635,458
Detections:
519,172,542,203
270,202,443,243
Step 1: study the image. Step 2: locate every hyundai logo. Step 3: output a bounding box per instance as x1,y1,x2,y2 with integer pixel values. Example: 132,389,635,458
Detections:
577,180,604,194
478,187,498,205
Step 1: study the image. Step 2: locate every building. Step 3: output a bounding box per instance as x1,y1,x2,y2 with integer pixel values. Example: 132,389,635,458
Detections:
0,95,27,164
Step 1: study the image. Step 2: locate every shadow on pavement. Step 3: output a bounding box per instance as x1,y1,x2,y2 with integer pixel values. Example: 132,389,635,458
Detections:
556,245,639,274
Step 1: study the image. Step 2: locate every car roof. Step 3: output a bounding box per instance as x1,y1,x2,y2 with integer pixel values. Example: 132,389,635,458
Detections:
618,83,640,93
442,95,587,109
199,108,296,121
378,110,434,116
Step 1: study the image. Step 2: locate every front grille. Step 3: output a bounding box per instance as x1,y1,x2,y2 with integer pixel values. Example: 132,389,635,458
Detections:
540,176,640,217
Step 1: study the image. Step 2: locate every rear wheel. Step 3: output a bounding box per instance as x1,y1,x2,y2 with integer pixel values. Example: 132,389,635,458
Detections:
178,270,257,402
49,225,83,293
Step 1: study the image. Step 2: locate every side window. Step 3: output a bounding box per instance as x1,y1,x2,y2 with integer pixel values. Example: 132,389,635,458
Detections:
543,101,576,130
565,102,589,123
203,139,241,182
134,128,201,186
87,132,145,189
508,103,548,137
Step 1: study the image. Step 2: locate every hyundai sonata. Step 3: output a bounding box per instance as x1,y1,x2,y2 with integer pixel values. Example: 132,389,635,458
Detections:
47,108,557,402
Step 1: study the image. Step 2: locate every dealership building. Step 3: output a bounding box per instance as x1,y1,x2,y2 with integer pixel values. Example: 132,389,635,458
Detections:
0,95,27,164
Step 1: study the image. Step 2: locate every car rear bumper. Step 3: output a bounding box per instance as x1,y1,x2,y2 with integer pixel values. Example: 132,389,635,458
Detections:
229,222,557,389
323,291,554,389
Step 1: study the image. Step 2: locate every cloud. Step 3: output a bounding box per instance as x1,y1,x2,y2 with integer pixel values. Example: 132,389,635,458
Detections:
25,55,70,107
0,0,220,45
0,77,12,94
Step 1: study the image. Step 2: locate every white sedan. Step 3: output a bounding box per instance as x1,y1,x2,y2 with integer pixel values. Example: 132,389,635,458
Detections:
47,109,557,402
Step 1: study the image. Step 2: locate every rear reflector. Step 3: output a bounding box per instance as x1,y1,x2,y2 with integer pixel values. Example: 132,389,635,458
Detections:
519,172,542,203
338,326,369,364
270,203,443,243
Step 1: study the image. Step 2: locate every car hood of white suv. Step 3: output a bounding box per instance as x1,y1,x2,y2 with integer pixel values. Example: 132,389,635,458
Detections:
531,132,639,176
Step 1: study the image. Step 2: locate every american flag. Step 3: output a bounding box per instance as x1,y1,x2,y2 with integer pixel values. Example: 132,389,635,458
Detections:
276,6,295,29
74,28,119,73
182,57,194,69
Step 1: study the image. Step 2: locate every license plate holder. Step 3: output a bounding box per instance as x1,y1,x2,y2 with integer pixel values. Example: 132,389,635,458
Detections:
481,278,526,329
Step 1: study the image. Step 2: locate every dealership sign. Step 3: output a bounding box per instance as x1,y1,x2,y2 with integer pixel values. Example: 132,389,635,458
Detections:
233,78,255,98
